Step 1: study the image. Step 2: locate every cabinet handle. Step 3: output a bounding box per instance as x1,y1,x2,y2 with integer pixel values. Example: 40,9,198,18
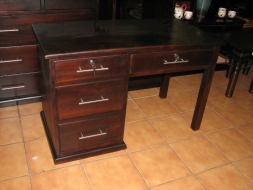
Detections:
164,53,189,64
79,129,107,139
79,96,109,105
76,65,109,73
0,29,19,33
2,84,25,90
0,58,22,64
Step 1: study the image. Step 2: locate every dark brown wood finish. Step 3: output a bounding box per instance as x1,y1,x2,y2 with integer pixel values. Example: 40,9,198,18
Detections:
0,0,98,107
33,19,223,163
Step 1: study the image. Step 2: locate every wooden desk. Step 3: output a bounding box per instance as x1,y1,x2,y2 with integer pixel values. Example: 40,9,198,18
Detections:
32,19,223,163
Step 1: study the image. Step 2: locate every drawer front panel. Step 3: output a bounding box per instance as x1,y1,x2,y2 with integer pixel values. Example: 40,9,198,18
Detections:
0,13,95,44
59,114,123,152
0,73,40,99
45,0,96,10
55,55,128,83
0,0,40,11
57,78,127,120
130,50,213,75
0,45,39,75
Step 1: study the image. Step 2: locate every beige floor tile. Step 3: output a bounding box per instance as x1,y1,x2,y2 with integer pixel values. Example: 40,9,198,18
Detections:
236,123,253,141
212,103,253,126
236,99,253,113
175,74,202,90
129,145,192,187
128,88,159,99
167,91,197,112
150,114,201,143
183,108,233,134
133,96,178,118
31,165,90,190
211,71,229,87
0,176,31,190
0,143,28,180
18,102,42,116
197,164,253,190
124,120,166,152
84,155,147,190
233,156,253,181
167,77,188,93
216,85,253,101
125,100,146,122
151,176,205,190
25,138,79,174
20,113,45,141
206,128,253,161
171,136,229,173
0,117,23,145
0,106,19,119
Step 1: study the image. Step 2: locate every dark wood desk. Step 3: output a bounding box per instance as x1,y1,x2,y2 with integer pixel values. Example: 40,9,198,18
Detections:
32,19,223,163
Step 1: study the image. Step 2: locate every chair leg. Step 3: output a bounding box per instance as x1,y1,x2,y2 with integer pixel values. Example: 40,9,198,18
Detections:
226,58,234,78
249,78,253,94
243,60,252,75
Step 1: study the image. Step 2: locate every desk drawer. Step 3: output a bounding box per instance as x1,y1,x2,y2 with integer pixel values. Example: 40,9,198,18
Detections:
130,50,213,75
54,55,128,83
0,0,40,11
59,113,123,152
0,45,39,75
0,72,40,99
57,78,127,120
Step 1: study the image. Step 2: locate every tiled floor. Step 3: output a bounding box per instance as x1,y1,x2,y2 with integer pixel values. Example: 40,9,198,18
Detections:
0,70,253,190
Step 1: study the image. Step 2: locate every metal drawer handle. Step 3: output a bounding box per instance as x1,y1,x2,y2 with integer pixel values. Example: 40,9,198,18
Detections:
0,58,22,64
79,129,107,139
79,96,109,105
0,29,19,33
2,84,25,90
164,54,189,64
76,60,109,74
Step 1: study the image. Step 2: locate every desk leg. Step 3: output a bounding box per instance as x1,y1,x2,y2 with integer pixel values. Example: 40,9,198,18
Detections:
159,73,170,99
225,61,243,97
249,78,253,94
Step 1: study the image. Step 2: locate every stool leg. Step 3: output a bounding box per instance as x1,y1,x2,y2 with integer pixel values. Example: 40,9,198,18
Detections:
226,61,243,97
226,58,234,78
243,60,252,75
249,78,253,94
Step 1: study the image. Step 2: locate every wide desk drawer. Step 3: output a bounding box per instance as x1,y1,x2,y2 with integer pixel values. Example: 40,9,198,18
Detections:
54,55,128,83
130,49,213,75
0,45,39,75
0,72,40,99
59,113,123,152
57,78,127,120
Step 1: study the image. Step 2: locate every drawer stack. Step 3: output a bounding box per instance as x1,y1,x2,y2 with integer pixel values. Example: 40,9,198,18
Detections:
0,0,97,106
40,54,129,163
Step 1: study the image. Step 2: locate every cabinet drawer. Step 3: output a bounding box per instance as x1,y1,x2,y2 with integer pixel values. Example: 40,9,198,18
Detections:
57,78,127,120
0,45,39,75
0,13,95,45
0,0,40,11
59,113,123,152
130,50,213,75
0,72,40,99
55,55,128,83
44,0,96,10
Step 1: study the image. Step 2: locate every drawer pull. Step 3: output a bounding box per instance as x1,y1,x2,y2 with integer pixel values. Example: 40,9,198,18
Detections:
79,96,109,105
79,129,107,139
2,84,25,90
0,29,19,33
164,54,189,64
76,60,109,74
0,58,22,64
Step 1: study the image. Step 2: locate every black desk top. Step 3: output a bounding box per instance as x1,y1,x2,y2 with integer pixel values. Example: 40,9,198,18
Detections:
32,19,223,59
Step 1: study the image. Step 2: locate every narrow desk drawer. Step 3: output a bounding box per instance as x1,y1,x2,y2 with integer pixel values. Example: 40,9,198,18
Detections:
0,45,39,75
59,113,123,152
0,72,40,99
0,0,40,11
130,49,213,75
57,78,127,120
54,55,128,83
